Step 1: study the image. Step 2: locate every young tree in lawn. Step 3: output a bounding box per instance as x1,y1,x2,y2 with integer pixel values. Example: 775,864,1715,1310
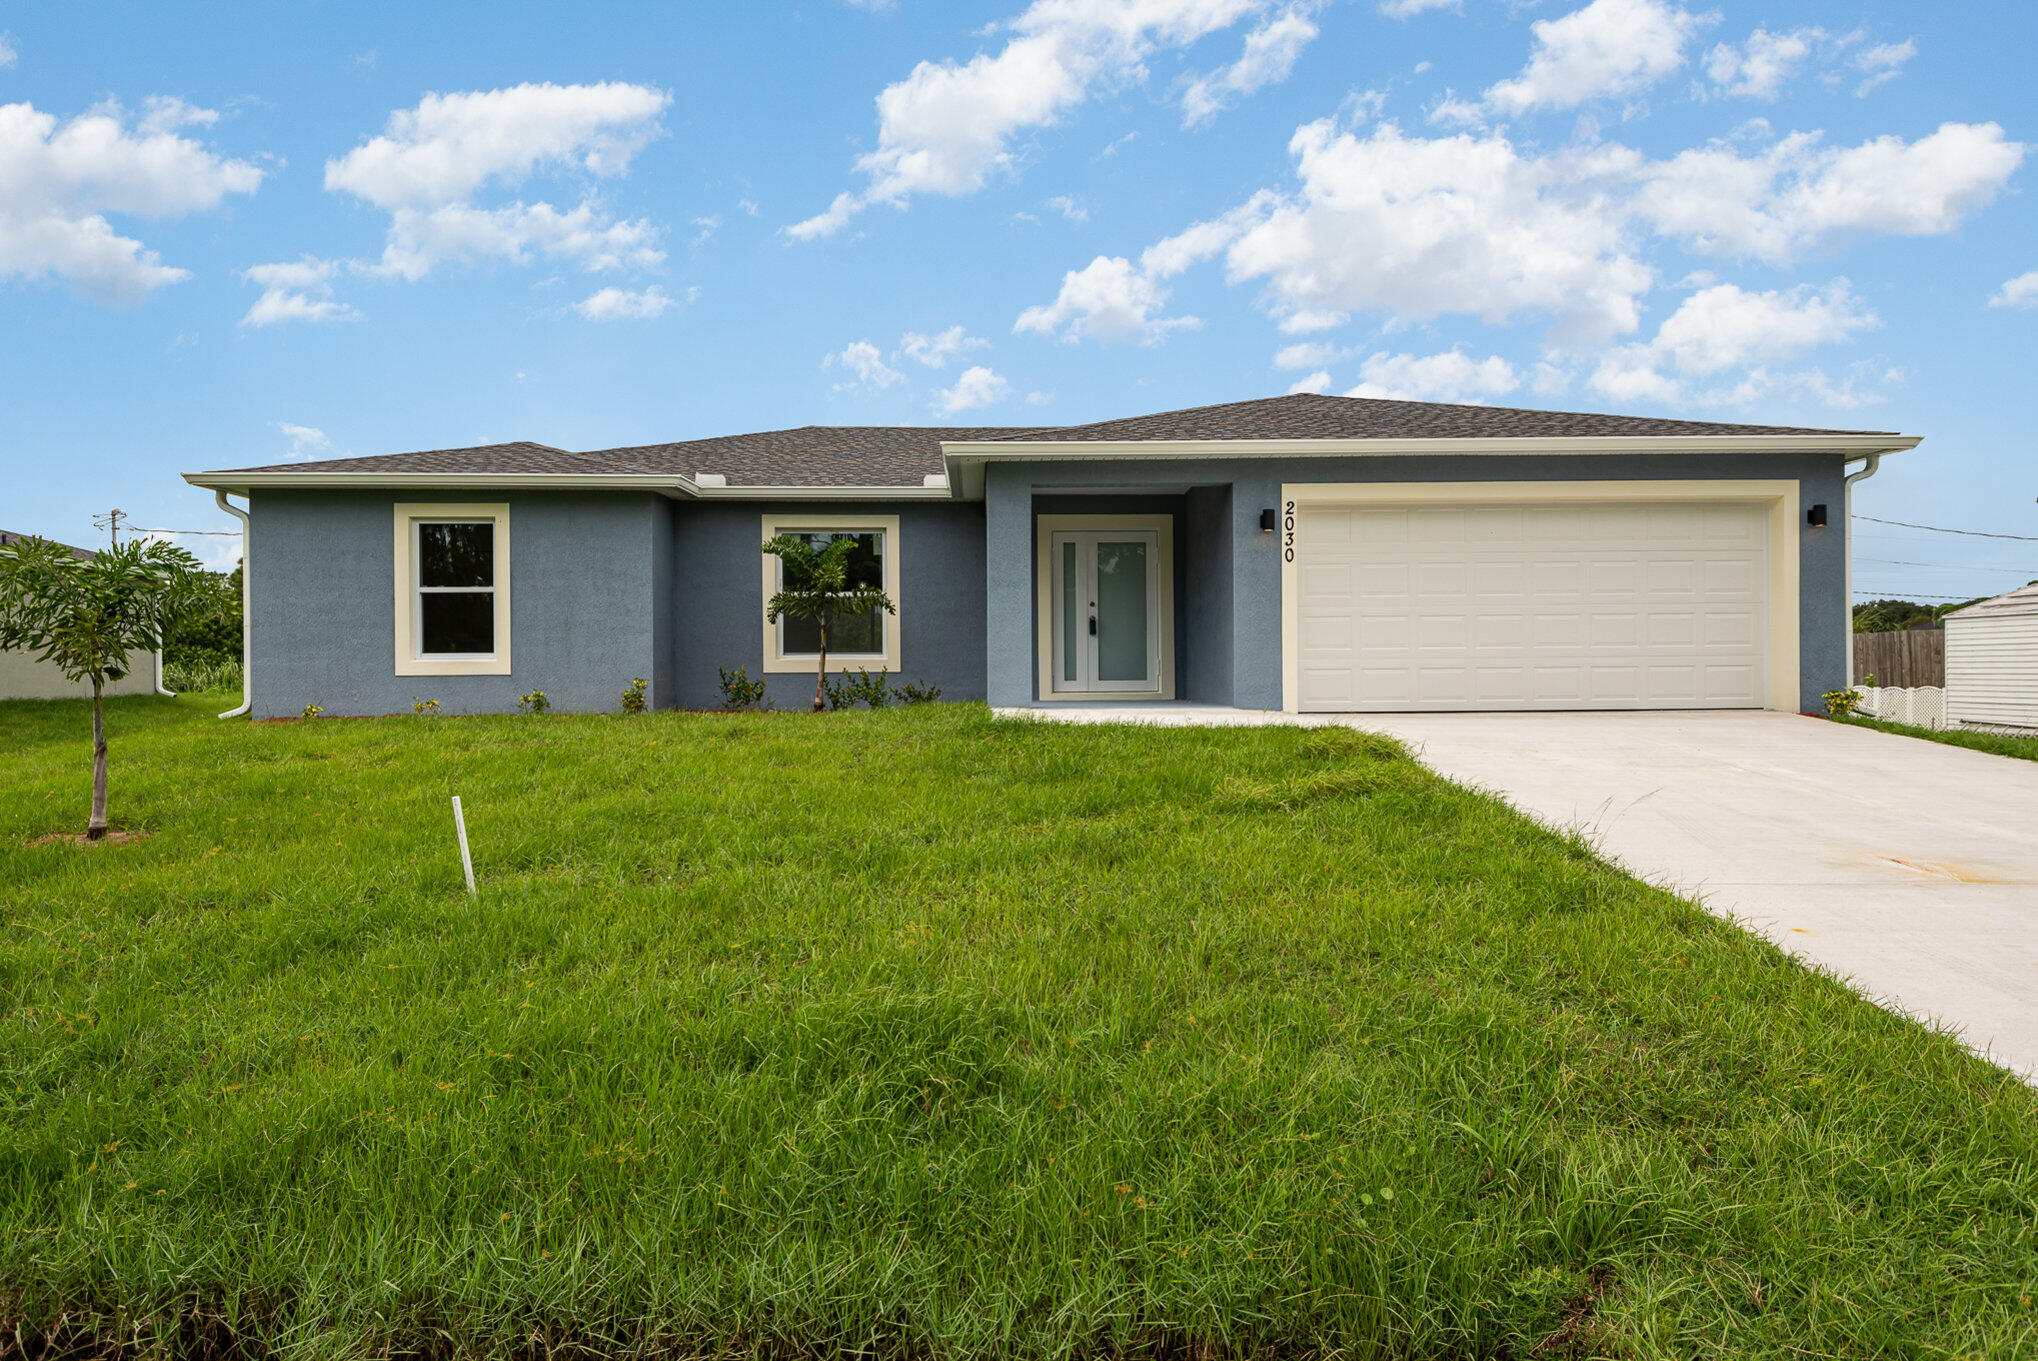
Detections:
762,533,895,712
0,536,224,838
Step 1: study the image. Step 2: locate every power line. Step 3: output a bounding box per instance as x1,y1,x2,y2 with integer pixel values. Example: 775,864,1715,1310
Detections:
133,528,241,535
1856,514,2038,541
1858,556,2038,570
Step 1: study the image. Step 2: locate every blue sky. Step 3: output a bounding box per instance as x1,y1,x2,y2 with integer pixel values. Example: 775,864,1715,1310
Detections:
3,0,2034,602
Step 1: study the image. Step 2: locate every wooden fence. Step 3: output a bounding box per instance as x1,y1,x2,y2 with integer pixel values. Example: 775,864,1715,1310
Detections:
1854,630,1945,688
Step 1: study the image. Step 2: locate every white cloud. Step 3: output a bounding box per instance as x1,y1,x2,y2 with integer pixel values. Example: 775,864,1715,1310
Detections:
1379,0,1458,16
369,201,664,281
1989,271,2038,310
900,325,988,367
0,33,16,67
1851,39,1915,97
325,82,669,209
1045,193,1089,221
1347,349,1519,402
1013,252,1205,343
787,0,1279,240
1180,120,1652,345
574,284,678,320
1590,278,1878,401
1286,368,1333,393
275,422,331,460
1486,0,1710,115
1703,28,1817,101
1637,122,2025,263
239,256,361,326
0,98,264,301
691,214,720,247
1180,6,1320,128
322,82,671,283
824,339,903,391
933,364,1013,413
136,96,220,136
1273,340,1346,369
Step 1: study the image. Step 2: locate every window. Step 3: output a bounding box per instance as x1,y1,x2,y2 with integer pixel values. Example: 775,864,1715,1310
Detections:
393,504,512,676
760,514,901,673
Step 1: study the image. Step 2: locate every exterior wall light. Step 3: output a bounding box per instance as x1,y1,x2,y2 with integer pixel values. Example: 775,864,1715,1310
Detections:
1807,504,1829,527
1260,508,1279,532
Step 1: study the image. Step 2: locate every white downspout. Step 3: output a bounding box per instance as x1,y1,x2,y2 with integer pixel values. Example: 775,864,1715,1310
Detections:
1842,452,1883,686
214,490,252,718
153,649,174,696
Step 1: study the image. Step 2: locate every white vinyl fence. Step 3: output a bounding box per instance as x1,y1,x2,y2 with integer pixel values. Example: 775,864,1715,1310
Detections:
1855,685,1946,730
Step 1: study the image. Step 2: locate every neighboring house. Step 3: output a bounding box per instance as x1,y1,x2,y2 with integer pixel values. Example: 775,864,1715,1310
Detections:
1944,582,2038,732
0,530,164,701
180,393,1920,719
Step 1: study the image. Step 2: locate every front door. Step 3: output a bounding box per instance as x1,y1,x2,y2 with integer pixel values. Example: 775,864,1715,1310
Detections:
1049,530,1161,694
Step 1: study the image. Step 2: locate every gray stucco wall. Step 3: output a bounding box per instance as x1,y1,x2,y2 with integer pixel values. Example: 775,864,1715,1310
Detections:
249,492,988,716
665,500,986,709
249,490,670,718
987,453,1852,713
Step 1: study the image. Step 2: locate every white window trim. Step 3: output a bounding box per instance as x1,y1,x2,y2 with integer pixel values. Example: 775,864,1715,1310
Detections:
1033,514,1175,702
760,514,902,674
393,503,512,677
1275,480,1800,714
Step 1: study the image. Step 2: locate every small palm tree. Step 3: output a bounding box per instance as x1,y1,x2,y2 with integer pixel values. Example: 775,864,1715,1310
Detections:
762,534,895,712
0,536,224,838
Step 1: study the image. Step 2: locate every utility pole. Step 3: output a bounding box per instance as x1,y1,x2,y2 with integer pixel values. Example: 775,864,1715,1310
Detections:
93,508,128,546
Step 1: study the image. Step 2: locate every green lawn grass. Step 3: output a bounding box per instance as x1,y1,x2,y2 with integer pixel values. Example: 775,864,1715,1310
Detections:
4,695,2035,1360
1831,711,2038,762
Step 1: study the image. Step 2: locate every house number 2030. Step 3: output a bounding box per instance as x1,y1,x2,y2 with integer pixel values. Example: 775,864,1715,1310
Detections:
1282,500,1296,562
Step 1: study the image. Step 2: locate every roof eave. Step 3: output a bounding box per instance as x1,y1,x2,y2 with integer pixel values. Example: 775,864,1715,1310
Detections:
938,433,1921,500
180,471,960,501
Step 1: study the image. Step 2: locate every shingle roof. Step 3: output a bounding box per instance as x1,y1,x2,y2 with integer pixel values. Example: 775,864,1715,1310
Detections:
200,394,1895,487
981,392,1892,442
1,529,96,560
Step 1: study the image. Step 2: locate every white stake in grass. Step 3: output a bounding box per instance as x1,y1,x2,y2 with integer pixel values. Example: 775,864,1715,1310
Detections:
451,795,477,897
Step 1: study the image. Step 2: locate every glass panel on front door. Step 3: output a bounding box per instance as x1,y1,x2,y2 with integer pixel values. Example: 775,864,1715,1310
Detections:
1050,530,1159,693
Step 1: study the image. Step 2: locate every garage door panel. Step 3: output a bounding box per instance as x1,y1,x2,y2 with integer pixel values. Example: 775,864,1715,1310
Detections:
1295,499,1769,712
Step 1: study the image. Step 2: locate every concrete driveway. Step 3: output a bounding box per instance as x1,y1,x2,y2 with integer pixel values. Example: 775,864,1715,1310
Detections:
1354,711,2038,1079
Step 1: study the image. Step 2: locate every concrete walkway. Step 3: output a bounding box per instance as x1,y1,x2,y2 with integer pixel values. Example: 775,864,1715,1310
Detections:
1001,706,2038,1078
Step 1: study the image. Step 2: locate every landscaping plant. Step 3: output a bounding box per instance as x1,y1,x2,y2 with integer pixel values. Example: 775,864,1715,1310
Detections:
412,698,442,716
621,677,649,714
716,665,767,710
0,535,221,838
761,533,895,712
517,690,550,715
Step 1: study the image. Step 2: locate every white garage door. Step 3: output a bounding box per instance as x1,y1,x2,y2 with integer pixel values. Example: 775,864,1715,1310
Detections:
1295,500,1769,712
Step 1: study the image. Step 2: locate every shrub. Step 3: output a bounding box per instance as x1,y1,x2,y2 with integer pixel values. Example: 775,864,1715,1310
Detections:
621,677,649,714
412,698,441,716
717,666,767,711
844,668,892,709
821,674,854,711
1823,688,1864,717
891,679,942,705
517,691,550,716
163,656,242,694
300,704,325,721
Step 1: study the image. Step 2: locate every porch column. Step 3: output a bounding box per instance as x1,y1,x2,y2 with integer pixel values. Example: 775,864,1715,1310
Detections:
984,464,1034,707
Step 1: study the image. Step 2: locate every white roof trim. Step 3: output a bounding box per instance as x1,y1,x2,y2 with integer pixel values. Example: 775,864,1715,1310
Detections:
180,471,956,500
938,433,1920,498
186,430,1921,503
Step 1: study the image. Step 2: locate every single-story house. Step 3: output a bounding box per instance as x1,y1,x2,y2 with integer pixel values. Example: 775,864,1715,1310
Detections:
0,530,167,702
181,393,1920,719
